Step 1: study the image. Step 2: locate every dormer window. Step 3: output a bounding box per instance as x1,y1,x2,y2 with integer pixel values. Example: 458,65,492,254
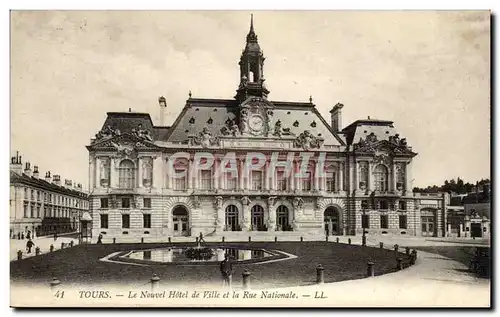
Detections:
310,121,317,128
207,117,213,124
189,117,195,124
293,121,299,127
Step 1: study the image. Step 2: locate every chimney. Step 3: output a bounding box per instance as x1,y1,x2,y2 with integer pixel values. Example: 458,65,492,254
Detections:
10,151,23,174
159,96,167,126
330,102,344,132
33,166,39,179
24,162,32,177
53,174,61,186
45,171,52,183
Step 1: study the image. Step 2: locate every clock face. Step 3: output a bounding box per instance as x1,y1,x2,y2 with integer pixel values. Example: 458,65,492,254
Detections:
249,115,264,132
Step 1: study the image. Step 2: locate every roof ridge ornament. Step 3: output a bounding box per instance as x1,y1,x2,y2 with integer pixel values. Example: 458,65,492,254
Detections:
246,14,258,44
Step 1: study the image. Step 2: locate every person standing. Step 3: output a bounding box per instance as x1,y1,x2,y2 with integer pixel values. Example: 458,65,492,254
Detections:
26,239,34,254
220,254,233,288
97,234,103,244
26,230,31,240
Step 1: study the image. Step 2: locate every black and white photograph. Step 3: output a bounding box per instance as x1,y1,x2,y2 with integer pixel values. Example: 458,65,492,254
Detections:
8,10,491,308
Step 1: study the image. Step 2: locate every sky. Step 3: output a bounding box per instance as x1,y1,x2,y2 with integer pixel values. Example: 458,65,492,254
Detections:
10,11,490,189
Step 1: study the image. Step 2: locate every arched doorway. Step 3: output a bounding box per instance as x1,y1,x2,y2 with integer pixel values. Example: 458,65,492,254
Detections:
225,205,240,231
421,208,436,237
276,205,291,231
251,205,265,231
172,206,189,236
324,206,340,235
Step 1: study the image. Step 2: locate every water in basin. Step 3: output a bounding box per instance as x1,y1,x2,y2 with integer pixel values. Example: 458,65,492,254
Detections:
123,247,273,263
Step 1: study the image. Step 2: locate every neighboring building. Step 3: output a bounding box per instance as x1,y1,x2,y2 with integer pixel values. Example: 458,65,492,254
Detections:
447,184,491,238
9,152,89,238
86,18,448,242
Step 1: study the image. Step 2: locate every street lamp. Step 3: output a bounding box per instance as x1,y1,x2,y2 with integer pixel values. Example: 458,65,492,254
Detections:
362,207,367,246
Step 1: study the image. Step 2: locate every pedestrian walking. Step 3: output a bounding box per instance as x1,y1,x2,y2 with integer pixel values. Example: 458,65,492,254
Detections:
21,232,25,240
220,254,233,288
54,232,57,241
27,230,31,240
97,234,103,244
199,232,206,244
26,239,34,254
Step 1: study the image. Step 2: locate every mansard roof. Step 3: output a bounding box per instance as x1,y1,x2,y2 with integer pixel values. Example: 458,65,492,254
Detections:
99,112,170,142
342,118,396,146
164,97,345,146
10,171,88,198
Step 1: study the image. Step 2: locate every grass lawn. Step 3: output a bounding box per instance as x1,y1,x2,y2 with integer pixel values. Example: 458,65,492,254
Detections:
11,242,412,289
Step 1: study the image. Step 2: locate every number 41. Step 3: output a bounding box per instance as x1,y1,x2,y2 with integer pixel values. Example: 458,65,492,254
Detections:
54,290,65,299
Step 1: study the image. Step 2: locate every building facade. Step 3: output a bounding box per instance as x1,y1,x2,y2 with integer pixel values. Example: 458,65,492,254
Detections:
447,184,491,238
9,152,89,238
87,19,449,242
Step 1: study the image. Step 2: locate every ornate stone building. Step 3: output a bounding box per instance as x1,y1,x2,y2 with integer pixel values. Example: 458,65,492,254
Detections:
10,152,89,238
86,18,448,242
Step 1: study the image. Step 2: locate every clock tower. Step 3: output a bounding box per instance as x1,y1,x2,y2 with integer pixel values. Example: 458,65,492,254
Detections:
235,14,270,102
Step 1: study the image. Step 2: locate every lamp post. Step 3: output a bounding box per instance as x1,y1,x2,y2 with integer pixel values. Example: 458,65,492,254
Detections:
362,208,367,246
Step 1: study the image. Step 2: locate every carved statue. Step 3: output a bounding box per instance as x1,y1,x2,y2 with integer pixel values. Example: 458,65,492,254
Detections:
315,197,323,210
273,120,283,137
132,124,153,142
230,123,240,136
273,120,294,137
268,196,277,207
240,74,248,87
293,197,304,209
241,196,251,206
94,125,121,142
192,196,200,209
294,130,324,150
214,196,223,209
366,132,378,143
239,109,249,133
192,127,220,148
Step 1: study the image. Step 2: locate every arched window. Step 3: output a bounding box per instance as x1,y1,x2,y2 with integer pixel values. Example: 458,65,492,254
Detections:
374,164,388,192
276,205,290,231
119,160,136,189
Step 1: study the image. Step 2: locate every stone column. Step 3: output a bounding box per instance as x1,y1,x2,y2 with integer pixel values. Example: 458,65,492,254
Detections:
153,156,163,189
339,162,344,192
187,158,193,190
391,163,397,193
94,156,100,189
213,158,219,190
314,161,319,191
109,158,116,188
289,161,295,191
242,199,251,231
137,157,143,188
405,161,412,194
239,159,244,191
446,223,452,237
264,160,270,191
166,157,172,189
268,201,276,231
368,161,374,192
215,202,224,232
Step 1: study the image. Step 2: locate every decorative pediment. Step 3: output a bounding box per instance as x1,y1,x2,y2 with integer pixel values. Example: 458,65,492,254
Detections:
353,133,415,156
89,133,159,152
